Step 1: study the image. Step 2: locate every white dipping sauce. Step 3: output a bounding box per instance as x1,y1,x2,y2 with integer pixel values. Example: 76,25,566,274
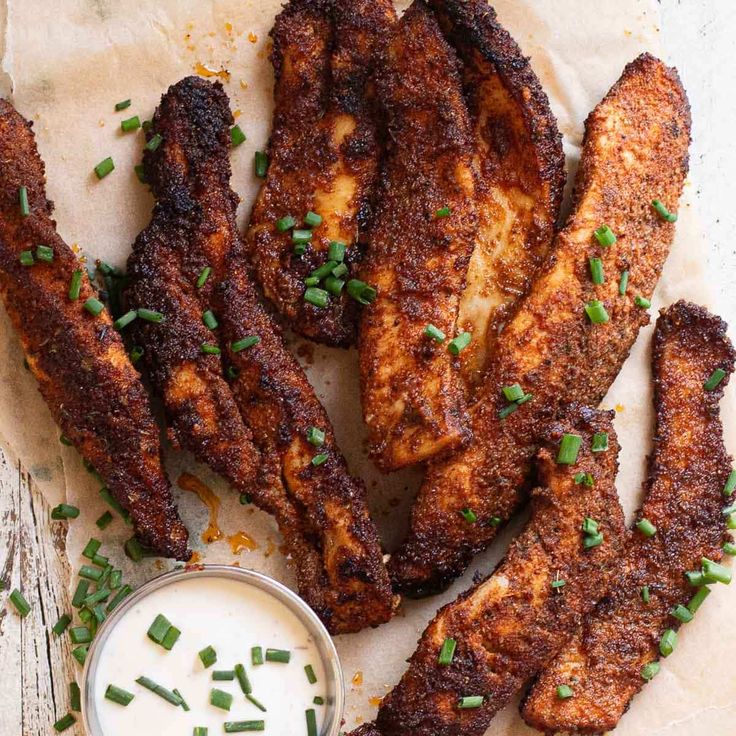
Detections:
91,576,326,735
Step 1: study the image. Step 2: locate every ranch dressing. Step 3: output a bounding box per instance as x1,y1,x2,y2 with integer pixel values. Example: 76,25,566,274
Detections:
91,576,326,735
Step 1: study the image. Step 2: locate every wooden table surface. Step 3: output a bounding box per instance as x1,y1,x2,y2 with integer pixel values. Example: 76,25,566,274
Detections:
2,1,735,734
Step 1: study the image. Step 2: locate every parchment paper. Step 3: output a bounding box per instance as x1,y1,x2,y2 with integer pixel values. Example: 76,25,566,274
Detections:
1,1,735,734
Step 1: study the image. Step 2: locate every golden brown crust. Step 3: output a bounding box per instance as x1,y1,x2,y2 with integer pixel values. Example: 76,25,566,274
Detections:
521,301,735,734
352,407,626,736
358,0,476,471
429,0,566,387
245,0,396,347
126,77,262,499
389,53,692,596
0,98,189,559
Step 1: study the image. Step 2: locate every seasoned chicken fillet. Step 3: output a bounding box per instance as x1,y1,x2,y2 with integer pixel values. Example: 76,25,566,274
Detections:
352,407,626,736
0,98,189,559
359,0,477,471
245,0,396,347
389,53,691,596
522,301,735,734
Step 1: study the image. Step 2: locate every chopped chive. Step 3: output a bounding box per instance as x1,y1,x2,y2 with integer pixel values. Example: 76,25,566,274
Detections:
311,453,328,467
574,472,594,487
196,266,212,288
448,332,471,356
502,384,524,402
702,557,732,585
728,513,736,530
685,570,707,587
254,151,269,178
35,245,54,262
310,260,338,281
94,157,115,179
651,199,677,222
582,517,599,535
424,324,446,343
137,307,165,323
235,663,252,694
52,613,72,636
68,270,83,300
134,164,147,183
304,275,319,286
551,579,566,589
489,516,502,527
105,684,135,706
202,310,218,330
458,696,484,709
212,670,235,681
671,604,693,623
705,368,727,391
435,206,452,218
18,186,30,217
147,613,172,644
232,336,260,352
71,645,88,666
129,345,144,364
224,722,265,733
292,229,312,245
230,125,246,147
304,287,329,308
304,211,322,228
589,257,604,285
723,471,736,497
106,584,133,613
83,588,111,607
303,664,318,685
619,269,630,295
640,661,660,681
246,694,267,712
72,581,90,608
306,708,318,736
10,589,31,617
59,434,73,446
146,133,163,152
324,275,344,296
79,565,104,581
19,250,34,266
228,366,241,380
556,433,582,465
332,262,348,278
92,605,107,624
556,684,574,699
307,426,325,447
83,297,105,316
51,504,80,520
636,518,657,538
313,696,324,706
136,676,183,706
53,714,76,732
210,688,233,711
173,688,189,711
265,648,291,664
498,402,519,419
459,508,477,523
583,533,604,549
687,585,711,613
70,681,81,711
328,241,346,262
594,225,616,247
346,279,377,305
591,432,609,452
723,542,736,556
199,645,217,668
193,729,208,736
201,343,221,355
100,487,132,523
585,299,609,324
438,637,456,665
277,215,297,232
113,310,138,330
115,99,132,111
634,295,651,309
293,242,307,256
124,537,147,562
70,626,92,644
121,116,141,133
641,585,651,603
659,628,677,657
251,646,263,666
239,493,251,505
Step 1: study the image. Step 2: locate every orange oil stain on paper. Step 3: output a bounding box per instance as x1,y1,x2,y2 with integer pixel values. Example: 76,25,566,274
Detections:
248,32,258,43
352,671,364,687
188,551,202,565
178,472,223,544
228,531,258,555
194,62,231,82
615,403,625,413
369,696,383,707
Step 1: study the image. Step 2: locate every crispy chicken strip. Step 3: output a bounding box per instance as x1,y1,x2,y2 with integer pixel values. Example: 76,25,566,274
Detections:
245,0,396,347
359,0,477,471
352,407,626,736
522,301,735,734
389,53,691,596
0,99,189,559
429,0,566,389
130,76,395,633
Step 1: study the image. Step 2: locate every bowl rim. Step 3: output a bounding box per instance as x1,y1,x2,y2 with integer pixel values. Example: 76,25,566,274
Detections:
81,563,346,736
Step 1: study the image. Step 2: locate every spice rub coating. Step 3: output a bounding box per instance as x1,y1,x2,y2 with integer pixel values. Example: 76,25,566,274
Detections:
430,0,565,389
522,301,735,734
352,407,626,736
359,0,477,471
126,77,262,501
0,98,189,559
389,53,691,596
245,0,396,347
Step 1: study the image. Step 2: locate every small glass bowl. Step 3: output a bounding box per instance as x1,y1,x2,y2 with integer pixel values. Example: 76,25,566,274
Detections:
81,564,345,736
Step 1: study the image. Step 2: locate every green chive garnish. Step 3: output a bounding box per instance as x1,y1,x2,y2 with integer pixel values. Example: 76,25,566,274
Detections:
71,646,88,666
125,537,146,562
68,270,83,300
70,681,81,711
129,345,144,364
502,384,524,402
582,517,599,535
277,215,297,232
589,257,604,285
53,714,76,732
307,426,325,447
424,324,446,343
438,638,456,665
10,589,31,617
19,250,34,266
651,199,677,222
556,433,582,465
196,266,212,288
324,275,344,296
435,206,452,218
202,310,218,330
146,133,163,152
18,186,30,217
199,645,217,668
311,453,328,467
640,661,660,681
641,585,650,603
121,116,141,133
705,368,727,391
115,99,131,111
232,336,260,352
292,229,312,245
702,557,732,585
448,332,471,356
304,211,322,228
659,628,677,657
105,684,135,706
113,310,138,330
489,516,502,527
458,696,484,709
313,696,324,706
723,470,736,496
619,269,630,295
265,648,291,664
636,518,657,538
306,709,317,736
328,241,346,262
193,728,208,736
332,262,348,278
235,663,252,694
594,225,616,246
304,287,329,308
723,542,736,556
459,508,477,523
346,279,376,305
35,244,53,262
136,676,183,706
137,308,165,323
254,151,269,178
70,626,92,644
212,670,235,681
246,694,267,712
134,164,147,183
251,646,263,666
574,472,594,486
304,664,318,684
498,403,519,419
634,295,651,309
670,604,693,623
51,504,80,520
106,584,133,613
591,432,609,452
556,684,574,699
551,578,566,589
224,722,265,733
585,299,609,324
583,533,604,549
161,625,181,650
230,125,246,147
147,613,172,643
94,157,115,179
210,688,233,711
83,297,105,316
52,613,72,636
687,585,711,614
